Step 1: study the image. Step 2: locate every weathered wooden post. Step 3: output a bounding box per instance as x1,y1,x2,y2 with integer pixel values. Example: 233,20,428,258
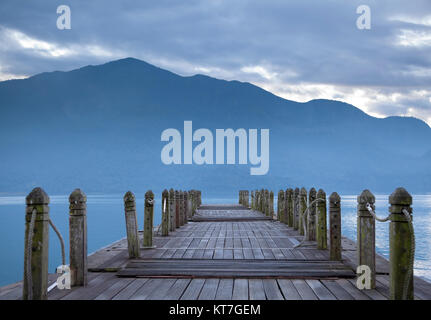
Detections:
189,190,194,216
251,191,254,210
293,188,300,230
187,191,193,219
178,190,183,226
197,190,202,207
256,190,259,210
124,191,140,258
183,191,187,223
69,188,88,287
389,188,414,300
264,190,269,216
169,189,176,232
269,191,274,218
282,191,287,223
329,192,342,260
143,190,154,248
245,190,249,208
162,189,170,236
192,190,198,215
260,189,264,213
23,187,50,300
175,190,180,228
277,190,284,222
266,190,270,216
316,189,327,250
357,189,375,288
299,188,307,235
285,189,293,227
180,191,185,226
184,191,189,224
307,188,317,241
258,189,262,212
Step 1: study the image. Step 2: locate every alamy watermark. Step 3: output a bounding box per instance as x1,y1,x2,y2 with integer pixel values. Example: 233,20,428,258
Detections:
161,121,270,175
57,5,71,30
356,265,372,289
56,265,71,290
56,4,370,31
356,5,371,30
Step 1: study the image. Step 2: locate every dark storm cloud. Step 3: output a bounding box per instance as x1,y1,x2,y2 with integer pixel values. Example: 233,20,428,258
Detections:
0,0,430,124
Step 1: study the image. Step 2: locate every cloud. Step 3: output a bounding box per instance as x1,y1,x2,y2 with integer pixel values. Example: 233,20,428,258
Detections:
0,0,430,125
396,29,431,47
0,27,124,59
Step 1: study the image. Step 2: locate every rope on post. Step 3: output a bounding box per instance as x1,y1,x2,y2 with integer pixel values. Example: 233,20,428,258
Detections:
49,218,66,266
402,208,415,301
366,203,390,222
25,208,37,300
25,209,66,297
294,198,326,248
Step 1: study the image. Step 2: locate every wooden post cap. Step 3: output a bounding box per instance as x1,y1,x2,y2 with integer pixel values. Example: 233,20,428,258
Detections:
317,189,326,199
26,187,50,205
124,191,135,202
145,190,154,207
358,189,375,204
300,187,307,196
309,188,316,197
357,189,375,212
329,192,341,204
69,189,87,212
389,188,412,206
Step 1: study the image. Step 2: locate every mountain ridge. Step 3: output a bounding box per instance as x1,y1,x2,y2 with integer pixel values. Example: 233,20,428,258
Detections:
0,57,430,195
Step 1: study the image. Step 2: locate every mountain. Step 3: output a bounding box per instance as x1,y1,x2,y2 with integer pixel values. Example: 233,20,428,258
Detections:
0,57,430,197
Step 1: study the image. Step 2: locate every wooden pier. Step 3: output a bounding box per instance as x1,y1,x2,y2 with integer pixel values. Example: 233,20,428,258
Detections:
2,198,431,300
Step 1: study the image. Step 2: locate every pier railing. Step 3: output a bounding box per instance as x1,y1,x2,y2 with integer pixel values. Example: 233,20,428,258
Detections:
22,185,414,300
22,187,201,300
245,187,415,300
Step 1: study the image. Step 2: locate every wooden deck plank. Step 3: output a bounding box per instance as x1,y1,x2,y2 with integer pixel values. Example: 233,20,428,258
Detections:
112,279,150,300
162,279,191,300
198,279,220,300
248,279,266,300
263,279,284,300
130,279,166,300
321,280,354,300
335,279,370,300
215,279,233,300
145,279,178,300
306,279,337,300
94,278,134,300
232,279,249,300
347,279,387,300
277,279,301,300
180,279,205,300
61,273,118,300
292,280,318,300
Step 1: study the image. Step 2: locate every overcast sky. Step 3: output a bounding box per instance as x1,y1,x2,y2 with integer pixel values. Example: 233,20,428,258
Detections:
1,0,431,125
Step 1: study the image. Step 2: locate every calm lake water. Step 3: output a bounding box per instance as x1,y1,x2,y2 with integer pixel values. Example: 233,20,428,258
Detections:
0,194,430,286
